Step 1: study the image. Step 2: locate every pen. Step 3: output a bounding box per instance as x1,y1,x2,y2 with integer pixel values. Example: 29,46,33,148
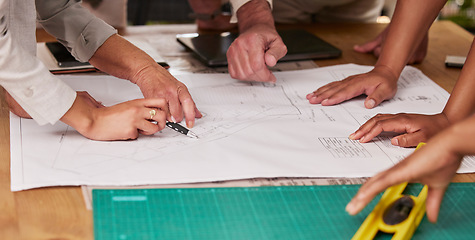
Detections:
165,122,199,139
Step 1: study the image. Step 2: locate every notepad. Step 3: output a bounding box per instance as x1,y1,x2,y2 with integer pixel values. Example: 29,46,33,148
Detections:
92,183,475,240
177,29,341,67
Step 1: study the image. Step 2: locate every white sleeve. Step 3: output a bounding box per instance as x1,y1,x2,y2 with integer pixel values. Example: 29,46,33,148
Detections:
0,1,76,126
229,0,273,23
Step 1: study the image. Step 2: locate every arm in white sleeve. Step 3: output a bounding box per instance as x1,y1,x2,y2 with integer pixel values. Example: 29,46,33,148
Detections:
0,1,76,125
35,0,117,62
229,0,272,23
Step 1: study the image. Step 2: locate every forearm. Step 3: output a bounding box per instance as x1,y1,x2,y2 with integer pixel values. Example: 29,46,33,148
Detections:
235,0,274,32
442,41,475,123
37,0,116,62
441,115,475,157
376,0,446,76
88,34,157,84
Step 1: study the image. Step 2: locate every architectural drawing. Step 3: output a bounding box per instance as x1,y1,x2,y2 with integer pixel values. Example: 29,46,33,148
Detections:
10,64,474,191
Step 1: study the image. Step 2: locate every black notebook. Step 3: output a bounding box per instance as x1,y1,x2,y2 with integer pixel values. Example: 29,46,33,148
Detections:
177,29,341,67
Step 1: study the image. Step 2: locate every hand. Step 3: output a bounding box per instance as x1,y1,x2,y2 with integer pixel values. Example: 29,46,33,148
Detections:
133,64,202,128
227,24,287,83
88,34,202,129
346,133,462,223
306,65,398,108
61,95,169,141
349,113,450,147
353,26,428,64
4,89,31,118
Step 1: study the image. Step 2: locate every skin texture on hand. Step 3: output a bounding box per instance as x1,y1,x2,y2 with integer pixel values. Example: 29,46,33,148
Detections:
132,64,203,128
346,115,475,223
227,24,287,82
61,95,169,141
306,65,398,109
89,34,202,128
349,113,451,147
353,25,428,65
227,0,287,83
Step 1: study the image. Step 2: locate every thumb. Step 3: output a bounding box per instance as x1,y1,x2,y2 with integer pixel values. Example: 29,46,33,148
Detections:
354,39,380,53
392,131,426,147
354,33,383,53
364,84,396,109
265,41,287,67
264,53,278,67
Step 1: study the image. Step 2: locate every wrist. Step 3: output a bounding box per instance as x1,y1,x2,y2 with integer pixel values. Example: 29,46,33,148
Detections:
236,0,274,32
129,61,158,86
372,64,399,83
60,95,94,137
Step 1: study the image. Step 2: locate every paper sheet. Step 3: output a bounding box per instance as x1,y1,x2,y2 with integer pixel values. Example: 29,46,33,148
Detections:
10,64,475,191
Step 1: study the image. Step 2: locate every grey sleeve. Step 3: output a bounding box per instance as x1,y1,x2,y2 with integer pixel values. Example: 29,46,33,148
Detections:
36,0,117,62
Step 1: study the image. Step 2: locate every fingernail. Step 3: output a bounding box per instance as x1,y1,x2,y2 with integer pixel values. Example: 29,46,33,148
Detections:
360,136,365,142
349,133,356,140
321,99,328,105
171,116,177,123
187,120,194,128
392,138,399,146
365,99,376,109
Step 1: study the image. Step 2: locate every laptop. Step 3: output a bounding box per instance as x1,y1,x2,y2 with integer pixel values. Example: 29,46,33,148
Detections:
177,29,341,67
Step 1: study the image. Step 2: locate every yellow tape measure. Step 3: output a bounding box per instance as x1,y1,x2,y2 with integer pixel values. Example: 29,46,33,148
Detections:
352,143,428,240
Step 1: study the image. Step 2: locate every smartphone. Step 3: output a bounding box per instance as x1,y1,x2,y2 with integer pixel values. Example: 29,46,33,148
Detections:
445,55,466,68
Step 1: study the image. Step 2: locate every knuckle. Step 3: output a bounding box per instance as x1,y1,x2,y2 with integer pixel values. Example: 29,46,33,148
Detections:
130,106,142,115
243,67,256,78
398,136,408,146
369,116,380,125
250,58,265,72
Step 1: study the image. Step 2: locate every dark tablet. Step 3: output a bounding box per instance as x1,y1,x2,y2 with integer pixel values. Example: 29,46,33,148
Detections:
45,41,170,69
46,42,91,68
177,29,341,67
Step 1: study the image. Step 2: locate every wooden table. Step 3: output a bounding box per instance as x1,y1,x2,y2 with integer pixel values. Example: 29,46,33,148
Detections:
1,20,473,239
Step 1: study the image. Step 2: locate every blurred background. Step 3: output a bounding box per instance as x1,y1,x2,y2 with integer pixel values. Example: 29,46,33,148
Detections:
81,0,474,32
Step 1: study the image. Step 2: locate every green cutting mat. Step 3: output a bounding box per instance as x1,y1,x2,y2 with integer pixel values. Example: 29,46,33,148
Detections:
92,183,475,240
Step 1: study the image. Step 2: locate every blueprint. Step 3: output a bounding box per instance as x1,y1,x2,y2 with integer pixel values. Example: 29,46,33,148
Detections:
10,64,475,191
